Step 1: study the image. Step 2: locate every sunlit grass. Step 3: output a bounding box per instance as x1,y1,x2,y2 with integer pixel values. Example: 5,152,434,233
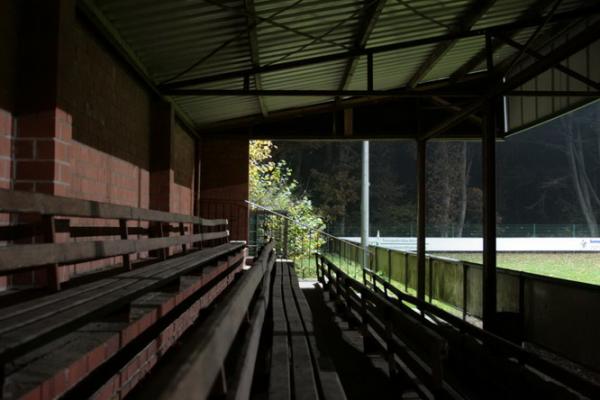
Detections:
436,252,600,285
319,253,464,316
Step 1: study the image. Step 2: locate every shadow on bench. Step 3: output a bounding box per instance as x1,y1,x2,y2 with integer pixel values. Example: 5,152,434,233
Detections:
268,261,346,400
0,189,245,399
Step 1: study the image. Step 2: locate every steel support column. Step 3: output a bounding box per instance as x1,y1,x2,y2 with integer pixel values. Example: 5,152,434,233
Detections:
416,139,427,301
482,34,497,331
361,141,370,270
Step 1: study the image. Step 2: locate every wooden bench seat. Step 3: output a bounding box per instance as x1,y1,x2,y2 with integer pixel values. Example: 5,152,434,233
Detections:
269,261,346,400
0,242,244,362
124,241,277,400
0,188,246,399
0,244,245,399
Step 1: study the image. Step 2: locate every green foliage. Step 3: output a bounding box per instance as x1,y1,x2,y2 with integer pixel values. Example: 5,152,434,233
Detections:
249,141,326,264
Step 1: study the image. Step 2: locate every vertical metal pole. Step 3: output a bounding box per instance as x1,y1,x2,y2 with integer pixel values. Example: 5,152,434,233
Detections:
416,139,427,301
361,140,370,271
283,218,290,260
483,33,497,331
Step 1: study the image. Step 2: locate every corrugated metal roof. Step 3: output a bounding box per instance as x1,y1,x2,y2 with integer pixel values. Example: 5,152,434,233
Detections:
91,0,597,128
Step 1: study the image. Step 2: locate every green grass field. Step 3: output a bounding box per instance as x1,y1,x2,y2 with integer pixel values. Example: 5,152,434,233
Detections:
291,251,600,286
435,252,600,285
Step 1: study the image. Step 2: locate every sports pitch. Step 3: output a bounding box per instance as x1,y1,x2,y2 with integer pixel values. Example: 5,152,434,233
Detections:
436,252,600,285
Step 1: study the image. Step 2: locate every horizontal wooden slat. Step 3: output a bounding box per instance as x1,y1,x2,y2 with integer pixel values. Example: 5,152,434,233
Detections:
0,189,225,226
0,231,229,272
199,217,228,227
147,241,274,400
0,242,245,363
202,231,229,241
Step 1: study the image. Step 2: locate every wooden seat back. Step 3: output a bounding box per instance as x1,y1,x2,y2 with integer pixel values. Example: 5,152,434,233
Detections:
0,188,229,290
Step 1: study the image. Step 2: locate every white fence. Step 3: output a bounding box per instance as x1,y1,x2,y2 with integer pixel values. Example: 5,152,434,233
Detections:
341,237,600,252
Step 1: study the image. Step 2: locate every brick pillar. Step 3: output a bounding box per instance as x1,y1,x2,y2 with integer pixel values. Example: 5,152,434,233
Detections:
0,109,12,191
0,109,13,290
14,108,72,195
200,138,249,241
10,0,72,287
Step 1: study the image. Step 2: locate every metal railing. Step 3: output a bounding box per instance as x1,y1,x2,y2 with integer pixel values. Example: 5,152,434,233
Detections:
325,239,600,374
316,256,600,399
248,201,600,374
248,201,371,279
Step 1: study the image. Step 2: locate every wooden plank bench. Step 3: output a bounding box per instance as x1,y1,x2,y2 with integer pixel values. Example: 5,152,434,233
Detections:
269,261,346,400
0,189,246,399
124,240,277,400
0,188,231,291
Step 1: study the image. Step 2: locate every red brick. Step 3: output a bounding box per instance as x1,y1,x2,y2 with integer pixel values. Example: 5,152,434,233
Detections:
0,159,11,179
18,112,55,138
55,120,72,141
105,334,120,358
36,140,55,160
14,139,33,159
54,108,72,125
43,370,68,400
35,182,56,195
66,355,89,387
0,109,13,136
91,375,119,400
14,181,34,192
87,345,107,372
19,387,42,400
0,135,12,157
54,182,70,196
16,160,55,180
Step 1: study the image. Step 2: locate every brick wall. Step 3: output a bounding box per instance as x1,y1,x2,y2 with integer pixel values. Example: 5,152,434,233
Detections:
0,4,203,289
70,142,150,208
0,109,13,289
171,123,195,215
13,108,72,196
200,139,249,241
0,0,17,290
58,15,151,172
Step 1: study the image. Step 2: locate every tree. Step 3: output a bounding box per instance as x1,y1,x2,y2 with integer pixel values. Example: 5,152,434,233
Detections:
427,141,472,237
562,111,600,236
249,140,325,266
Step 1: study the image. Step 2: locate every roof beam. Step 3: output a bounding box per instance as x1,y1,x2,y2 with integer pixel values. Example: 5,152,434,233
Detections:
406,0,496,88
165,89,482,97
244,0,268,117
165,88,596,97
194,73,487,131
421,18,600,140
338,0,387,90
495,33,600,91
204,0,349,51
448,0,552,84
159,4,600,91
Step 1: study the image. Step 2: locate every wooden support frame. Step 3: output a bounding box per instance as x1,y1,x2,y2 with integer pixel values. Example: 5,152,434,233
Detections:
482,33,498,331
42,215,61,291
416,139,427,301
0,189,229,275
120,219,131,270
